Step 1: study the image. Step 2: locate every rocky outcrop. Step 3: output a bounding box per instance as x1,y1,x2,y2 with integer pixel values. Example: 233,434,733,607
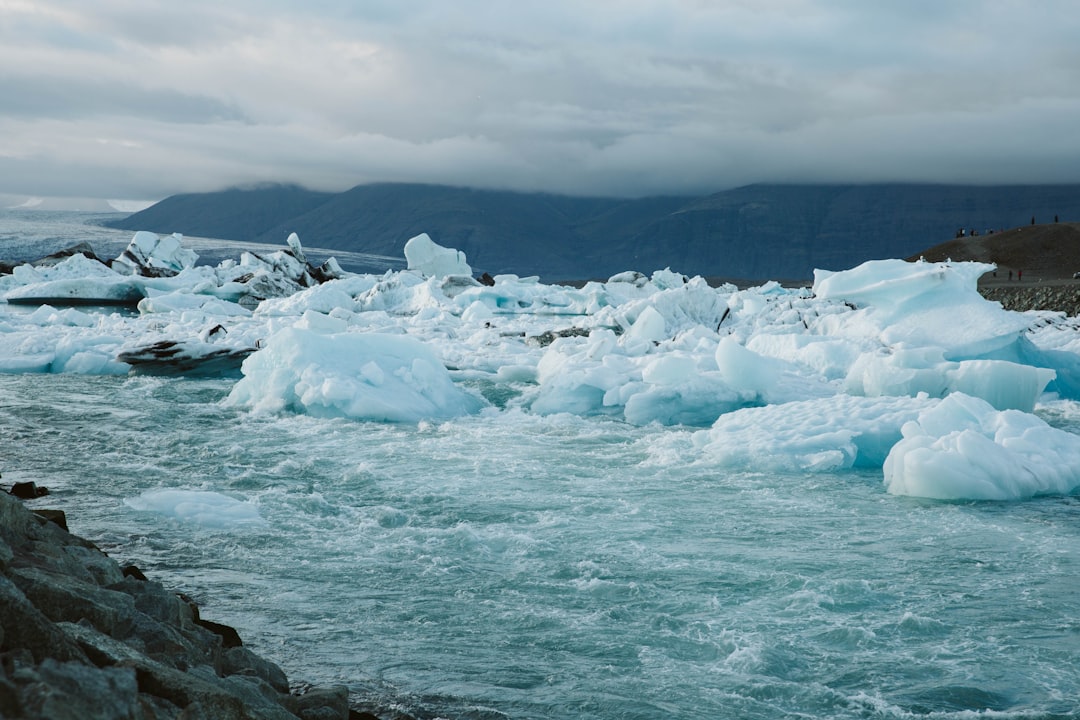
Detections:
0,490,364,720
979,285,1080,317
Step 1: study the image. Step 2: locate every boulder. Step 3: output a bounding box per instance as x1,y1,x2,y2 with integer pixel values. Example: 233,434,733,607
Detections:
9,481,48,499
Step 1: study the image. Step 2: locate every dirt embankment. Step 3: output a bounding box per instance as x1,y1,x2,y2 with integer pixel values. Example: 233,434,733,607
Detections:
912,221,1080,315
912,221,1080,281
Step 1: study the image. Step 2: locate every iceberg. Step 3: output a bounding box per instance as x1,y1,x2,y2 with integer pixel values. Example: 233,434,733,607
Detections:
692,393,940,472
124,489,264,528
813,258,1031,358
844,348,1055,412
404,233,472,278
884,393,1080,500
117,339,255,376
223,326,485,422
4,252,145,305
113,231,198,276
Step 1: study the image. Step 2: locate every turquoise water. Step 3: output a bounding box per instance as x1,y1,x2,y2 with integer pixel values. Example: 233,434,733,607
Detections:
3,372,1079,719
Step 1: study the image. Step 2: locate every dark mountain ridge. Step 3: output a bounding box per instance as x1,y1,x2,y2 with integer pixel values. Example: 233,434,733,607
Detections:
109,184,334,243
105,182,1080,282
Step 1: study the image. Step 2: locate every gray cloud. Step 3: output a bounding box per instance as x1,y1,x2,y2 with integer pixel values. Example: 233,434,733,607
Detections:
2,0,1080,205
0,76,245,124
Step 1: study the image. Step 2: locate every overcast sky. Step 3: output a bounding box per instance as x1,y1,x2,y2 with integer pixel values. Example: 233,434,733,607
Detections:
3,0,1080,206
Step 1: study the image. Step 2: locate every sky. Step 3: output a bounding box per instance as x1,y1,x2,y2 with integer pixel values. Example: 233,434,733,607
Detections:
2,0,1080,209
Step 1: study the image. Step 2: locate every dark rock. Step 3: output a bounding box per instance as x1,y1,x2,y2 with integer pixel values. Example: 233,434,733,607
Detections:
32,509,67,532
19,658,141,720
0,575,89,664
219,674,300,720
980,285,1080,317
0,539,12,574
224,646,290,694
0,490,404,719
122,564,149,581
61,543,125,587
58,620,152,668
10,481,48,499
9,565,137,637
0,674,21,717
350,711,383,720
134,662,248,719
194,617,244,649
294,684,350,720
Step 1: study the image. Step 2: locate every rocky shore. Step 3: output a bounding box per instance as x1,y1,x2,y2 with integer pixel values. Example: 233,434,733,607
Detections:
0,488,381,720
978,283,1080,317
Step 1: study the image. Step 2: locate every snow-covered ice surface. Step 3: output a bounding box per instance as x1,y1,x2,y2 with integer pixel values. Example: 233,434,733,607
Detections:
3,212,1080,719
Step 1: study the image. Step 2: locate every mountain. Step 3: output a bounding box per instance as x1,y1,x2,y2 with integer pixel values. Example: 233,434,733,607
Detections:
105,184,334,243
105,182,1080,282
251,183,642,279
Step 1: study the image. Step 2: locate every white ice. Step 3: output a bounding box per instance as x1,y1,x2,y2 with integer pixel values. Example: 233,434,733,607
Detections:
692,393,941,472
124,489,264,528
113,231,198,276
223,323,485,422
404,233,472,278
884,393,1080,500
4,231,1080,500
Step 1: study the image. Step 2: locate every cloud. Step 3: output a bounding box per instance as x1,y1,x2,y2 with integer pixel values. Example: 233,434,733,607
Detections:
1,0,1080,204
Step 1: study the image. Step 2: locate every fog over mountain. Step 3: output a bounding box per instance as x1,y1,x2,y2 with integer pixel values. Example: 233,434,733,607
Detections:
106,183,1080,282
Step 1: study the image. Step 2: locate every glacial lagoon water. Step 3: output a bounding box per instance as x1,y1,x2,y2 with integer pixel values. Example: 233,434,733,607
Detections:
3,372,1079,719
2,210,1079,719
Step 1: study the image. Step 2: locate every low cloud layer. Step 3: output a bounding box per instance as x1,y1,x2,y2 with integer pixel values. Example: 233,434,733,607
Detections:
3,0,1080,205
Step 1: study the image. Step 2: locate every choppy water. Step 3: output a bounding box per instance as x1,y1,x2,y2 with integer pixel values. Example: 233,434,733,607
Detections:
3,372,1079,719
